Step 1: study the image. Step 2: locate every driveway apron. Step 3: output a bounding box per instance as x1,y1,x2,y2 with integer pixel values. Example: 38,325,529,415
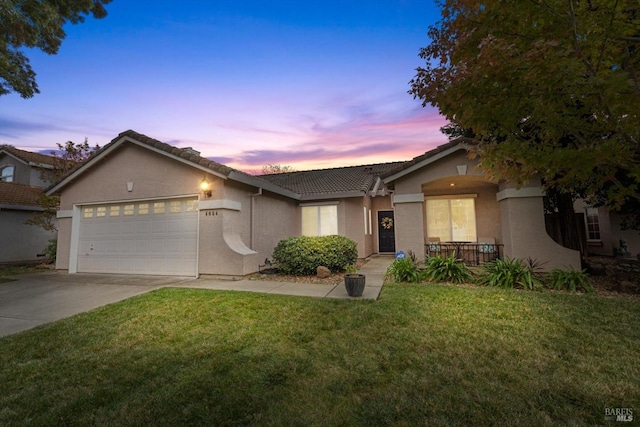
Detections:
0,273,193,338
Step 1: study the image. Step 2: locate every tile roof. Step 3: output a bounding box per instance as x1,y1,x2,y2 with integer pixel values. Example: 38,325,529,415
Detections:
0,145,58,167
0,182,44,208
259,162,405,196
48,129,466,200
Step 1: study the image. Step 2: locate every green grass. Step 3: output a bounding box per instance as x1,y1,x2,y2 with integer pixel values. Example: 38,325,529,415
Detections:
1,284,638,426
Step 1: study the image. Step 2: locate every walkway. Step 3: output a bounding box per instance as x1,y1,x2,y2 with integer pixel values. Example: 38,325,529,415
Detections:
173,254,393,300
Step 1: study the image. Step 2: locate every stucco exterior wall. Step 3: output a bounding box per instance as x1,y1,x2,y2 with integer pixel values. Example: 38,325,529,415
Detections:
393,200,425,257
393,150,483,194
498,181,581,270
57,144,206,210
251,192,298,262
0,209,56,263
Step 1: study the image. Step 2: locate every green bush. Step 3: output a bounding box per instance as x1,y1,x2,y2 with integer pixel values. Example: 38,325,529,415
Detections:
44,239,57,263
387,258,423,283
423,255,472,284
272,235,357,275
546,267,594,293
476,257,540,290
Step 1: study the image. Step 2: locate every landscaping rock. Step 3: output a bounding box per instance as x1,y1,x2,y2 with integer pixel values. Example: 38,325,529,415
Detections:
316,266,331,278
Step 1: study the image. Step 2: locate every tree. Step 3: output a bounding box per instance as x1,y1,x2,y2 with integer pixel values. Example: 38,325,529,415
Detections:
261,164,296,175
49,137,100,181
410,1,639,215
1,0,112,98
26,138,100,232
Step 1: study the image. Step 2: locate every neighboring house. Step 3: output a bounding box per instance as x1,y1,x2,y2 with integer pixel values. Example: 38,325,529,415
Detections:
0,146,58,264
571,200,640,259
49,129,633,278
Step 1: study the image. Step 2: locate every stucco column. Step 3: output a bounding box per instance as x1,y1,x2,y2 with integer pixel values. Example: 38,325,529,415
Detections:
497,180,581,271
392,193,425,258
198,199,257,277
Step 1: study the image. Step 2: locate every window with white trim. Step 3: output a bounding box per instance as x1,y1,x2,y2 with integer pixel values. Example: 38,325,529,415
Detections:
302,205,338,236
0,165,14,182
584,207,601,241
426,197,477,242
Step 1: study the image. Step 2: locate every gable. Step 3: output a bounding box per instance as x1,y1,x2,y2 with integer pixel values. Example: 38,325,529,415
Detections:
56,143,216,210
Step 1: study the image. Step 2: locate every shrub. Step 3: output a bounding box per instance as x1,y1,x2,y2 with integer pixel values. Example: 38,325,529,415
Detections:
476,257,540,290
387,258,423,283
546,268,594,293
44,239,57,263
272,235,357,275
423,255,472,284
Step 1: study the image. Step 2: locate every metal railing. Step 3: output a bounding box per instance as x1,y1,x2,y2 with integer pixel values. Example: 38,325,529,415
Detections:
425,242,504,266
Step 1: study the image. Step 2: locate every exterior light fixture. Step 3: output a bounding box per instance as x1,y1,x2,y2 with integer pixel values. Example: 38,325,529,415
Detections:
449,182,456,187
200,177,212,198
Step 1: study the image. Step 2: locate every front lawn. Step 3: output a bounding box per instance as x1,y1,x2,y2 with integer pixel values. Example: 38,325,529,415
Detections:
1,283,638,426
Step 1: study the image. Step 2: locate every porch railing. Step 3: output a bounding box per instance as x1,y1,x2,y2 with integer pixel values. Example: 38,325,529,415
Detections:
424,242,504,266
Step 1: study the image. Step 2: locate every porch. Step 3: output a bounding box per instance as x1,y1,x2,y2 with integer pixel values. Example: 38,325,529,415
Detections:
425,241,504,266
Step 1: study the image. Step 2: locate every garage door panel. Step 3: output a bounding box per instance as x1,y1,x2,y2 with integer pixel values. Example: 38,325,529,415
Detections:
78,198,198,276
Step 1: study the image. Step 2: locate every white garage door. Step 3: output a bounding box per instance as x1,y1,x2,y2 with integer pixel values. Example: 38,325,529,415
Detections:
78,198,198,276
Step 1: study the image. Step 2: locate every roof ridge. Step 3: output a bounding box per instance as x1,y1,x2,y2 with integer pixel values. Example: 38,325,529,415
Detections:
258,160,406,177
0,145,58,166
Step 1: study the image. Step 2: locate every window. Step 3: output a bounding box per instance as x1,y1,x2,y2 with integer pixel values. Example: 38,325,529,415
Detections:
0,165,14,182
170,201,182,213
302,205,338,236
83,207,94,218
96,207,106,217
123,204,134,216
110,206,120,217
363,207,368,234
585,207,601,241
186,200,198,212
153,202,165,214
426,198,477,242
138,203,149,215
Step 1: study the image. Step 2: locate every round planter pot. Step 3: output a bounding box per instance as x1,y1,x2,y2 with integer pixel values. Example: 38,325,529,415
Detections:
344,274,366,297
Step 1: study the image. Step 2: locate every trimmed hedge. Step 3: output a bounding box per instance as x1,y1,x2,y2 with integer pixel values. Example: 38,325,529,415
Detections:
272,235,358,275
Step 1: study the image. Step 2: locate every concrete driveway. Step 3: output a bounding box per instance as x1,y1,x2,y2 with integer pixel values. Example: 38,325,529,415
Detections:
0,272,195,338
0,256,390,338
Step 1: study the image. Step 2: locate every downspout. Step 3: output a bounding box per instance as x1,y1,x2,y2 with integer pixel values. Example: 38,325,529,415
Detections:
250,188,263,249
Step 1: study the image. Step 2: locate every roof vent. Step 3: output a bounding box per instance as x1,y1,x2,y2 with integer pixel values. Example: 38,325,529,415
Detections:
183,147,201,156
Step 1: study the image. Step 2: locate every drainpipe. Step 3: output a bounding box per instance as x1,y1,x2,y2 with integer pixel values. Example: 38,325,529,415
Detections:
250,188,263,249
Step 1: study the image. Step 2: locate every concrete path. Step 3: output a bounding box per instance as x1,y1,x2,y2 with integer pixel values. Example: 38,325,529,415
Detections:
176,254,392,300
0,255,393,338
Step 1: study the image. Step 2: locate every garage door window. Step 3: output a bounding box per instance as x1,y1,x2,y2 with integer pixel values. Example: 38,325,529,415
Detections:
110,206,120,217
123,204,134,215
138,203,149,215
154,202,165,214
83,207,94,218
186,200,198,212
170,201,182,213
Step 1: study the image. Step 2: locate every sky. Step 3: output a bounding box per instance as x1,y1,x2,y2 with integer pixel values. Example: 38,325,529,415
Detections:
0,1,448,174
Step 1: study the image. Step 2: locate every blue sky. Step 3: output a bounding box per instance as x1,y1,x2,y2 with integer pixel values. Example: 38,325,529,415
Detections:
0,1,447,173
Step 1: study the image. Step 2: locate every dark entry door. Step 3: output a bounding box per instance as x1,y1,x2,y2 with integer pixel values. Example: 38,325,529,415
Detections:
378,210,396,253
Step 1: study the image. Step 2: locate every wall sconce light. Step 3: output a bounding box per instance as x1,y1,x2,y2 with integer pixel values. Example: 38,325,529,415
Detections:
200,177,212,198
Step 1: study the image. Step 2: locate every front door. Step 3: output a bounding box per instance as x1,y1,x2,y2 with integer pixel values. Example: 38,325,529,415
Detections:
378,210,396,253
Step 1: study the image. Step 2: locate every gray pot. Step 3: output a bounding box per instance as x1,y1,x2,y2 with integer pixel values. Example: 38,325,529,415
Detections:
344,274,366,297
